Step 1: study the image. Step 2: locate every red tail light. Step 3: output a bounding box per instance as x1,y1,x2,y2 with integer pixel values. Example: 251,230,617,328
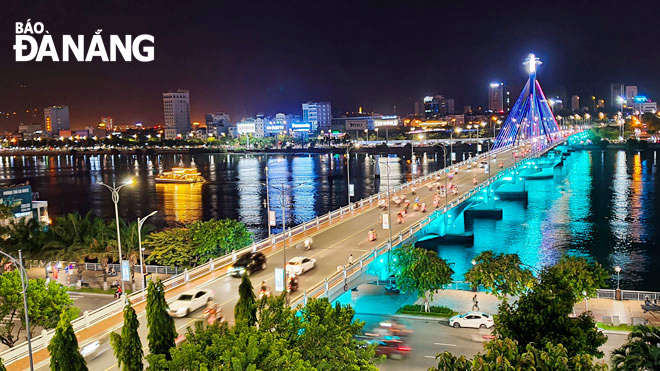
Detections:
397,346,411,351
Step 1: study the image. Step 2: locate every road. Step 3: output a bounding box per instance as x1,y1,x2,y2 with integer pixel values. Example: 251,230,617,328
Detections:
30,146,525,371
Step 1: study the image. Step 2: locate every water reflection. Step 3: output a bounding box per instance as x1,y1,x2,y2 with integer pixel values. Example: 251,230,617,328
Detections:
157,183,203,225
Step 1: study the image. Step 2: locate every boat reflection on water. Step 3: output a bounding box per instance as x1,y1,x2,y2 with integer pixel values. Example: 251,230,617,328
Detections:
157,182,203,225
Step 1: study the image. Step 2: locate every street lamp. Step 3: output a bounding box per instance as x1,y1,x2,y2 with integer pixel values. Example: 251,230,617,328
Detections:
99,179,134,301
137,210,158,290
270,182,310,299
614,265,621,289
450,127,462,166
0,250,34,371
265,166,271,237
346,142,360,208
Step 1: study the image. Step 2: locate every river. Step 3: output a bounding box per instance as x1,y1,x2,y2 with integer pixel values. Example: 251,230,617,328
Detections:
0,148,657,290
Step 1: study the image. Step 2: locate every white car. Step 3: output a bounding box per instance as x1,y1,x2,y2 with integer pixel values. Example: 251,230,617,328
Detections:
168,289,214,317
449,311,494,329
286,256,316,275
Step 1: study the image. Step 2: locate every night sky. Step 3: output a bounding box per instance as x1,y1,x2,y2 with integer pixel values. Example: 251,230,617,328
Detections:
1,0,659,130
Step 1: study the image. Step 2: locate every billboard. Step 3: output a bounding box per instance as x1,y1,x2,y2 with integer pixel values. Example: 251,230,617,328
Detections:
0,185,32,217
237,122,256,134
373,116,399,128
345,119,367,130
291,122,312,132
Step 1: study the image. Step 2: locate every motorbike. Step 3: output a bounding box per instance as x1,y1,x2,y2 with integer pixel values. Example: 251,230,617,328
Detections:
303,237,313,251
287,278,299,293
413,203,419,211
203,301,225,325
421,203,427,213
367,229,377,241
259,287,271,299
473,177,478,185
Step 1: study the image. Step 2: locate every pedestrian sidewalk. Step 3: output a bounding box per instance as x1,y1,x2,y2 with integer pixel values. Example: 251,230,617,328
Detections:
574,298,658,325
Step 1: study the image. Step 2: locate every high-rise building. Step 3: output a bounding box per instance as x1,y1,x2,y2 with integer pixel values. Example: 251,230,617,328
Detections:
162,90,191,139
422,95,452,119
100,116,113,131
205,112,231,137
571,95,580,111
302,102,332,132
610,83,624,108
488,82,505,112
43,105,70,136
625,86,638,99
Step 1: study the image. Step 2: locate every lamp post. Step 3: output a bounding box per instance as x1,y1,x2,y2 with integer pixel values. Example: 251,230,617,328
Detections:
99,179,134,301
435,143,448,228
614,265,622,300
137,210,158,290
265,166,271,237
270,182,310,299
346,142,360,208
382,161,393,275
0,250,33,371
450,127,462,167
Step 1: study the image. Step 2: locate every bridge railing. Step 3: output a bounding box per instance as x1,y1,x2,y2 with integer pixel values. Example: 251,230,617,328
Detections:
596,289,660,301
1,144,507,366
289,159,523,308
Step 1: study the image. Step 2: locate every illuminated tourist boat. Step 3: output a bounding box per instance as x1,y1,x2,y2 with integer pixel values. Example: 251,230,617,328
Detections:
154,167,206,184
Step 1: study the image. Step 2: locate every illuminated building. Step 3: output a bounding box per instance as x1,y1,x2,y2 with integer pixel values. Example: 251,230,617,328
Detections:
632,96,657,113
422,95,453,119
43,105,70,136
610,83,624,109
302,102,332,132
571,95,580,112
100,116,113,130
488,82,504,112
162,89,191,139
205,112,231,136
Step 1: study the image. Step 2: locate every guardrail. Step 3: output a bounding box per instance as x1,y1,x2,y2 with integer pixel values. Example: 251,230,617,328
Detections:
596,289,660,301
0,141,557,367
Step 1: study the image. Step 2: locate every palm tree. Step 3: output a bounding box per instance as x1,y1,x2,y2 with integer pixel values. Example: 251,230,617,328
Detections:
0,218,51,273
46,212,95,288
87,218,116,291
611,324,660,371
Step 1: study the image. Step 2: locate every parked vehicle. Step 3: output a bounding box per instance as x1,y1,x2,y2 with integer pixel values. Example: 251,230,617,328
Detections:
286,256,316,275
168,289,215,317
449,311,494,329
228,252,267,277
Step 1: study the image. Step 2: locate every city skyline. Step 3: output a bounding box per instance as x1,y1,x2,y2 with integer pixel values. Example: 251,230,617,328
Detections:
1,0,659,130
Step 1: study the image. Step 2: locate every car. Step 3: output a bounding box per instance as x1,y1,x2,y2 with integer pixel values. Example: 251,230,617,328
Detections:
168,289,214,317
286,256,316,275
449,311,494,329
228,252,267,277
479,161,488,168
372,339,411,359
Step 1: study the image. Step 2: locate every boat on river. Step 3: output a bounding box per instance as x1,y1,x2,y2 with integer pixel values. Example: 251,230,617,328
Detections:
154,167,206,184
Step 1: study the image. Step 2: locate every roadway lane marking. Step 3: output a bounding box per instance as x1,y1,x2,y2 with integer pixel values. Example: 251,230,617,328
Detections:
424,355,437,359
434,342,457,346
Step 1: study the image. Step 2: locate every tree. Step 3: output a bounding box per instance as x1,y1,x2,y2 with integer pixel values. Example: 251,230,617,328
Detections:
0,272,76,347
392,244,454,312
48,312,87,371
0,204,13,219
47,212,95,287
611,325,660,371
495,271,607,358
110,303,143,371
464,251,534,298
189,219,252,262
431,338,608,371
641,112,660,133
0,357,6,371
542,255,608,302
150,297,377,371
0,218,50,262
234,273,257,326
144,228,197,268
146,280,176,359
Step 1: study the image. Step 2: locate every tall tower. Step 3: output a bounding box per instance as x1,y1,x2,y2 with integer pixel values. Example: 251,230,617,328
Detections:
493,54,561,150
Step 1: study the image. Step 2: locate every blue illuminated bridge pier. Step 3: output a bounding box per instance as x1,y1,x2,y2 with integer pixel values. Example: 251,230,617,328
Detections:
2,55,587,371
